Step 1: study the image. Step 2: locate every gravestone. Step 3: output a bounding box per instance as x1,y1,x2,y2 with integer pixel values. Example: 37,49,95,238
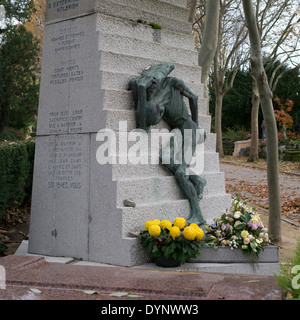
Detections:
233,140,252,157
28,0,231,266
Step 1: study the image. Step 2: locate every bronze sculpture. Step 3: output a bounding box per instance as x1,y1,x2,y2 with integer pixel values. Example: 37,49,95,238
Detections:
129,62,206,225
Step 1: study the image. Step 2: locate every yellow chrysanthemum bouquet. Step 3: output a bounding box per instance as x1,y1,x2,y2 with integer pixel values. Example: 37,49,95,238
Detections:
138,217,205,266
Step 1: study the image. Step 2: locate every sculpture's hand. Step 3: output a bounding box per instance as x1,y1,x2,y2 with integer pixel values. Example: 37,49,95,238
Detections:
136,74,155,89
158,105,165,121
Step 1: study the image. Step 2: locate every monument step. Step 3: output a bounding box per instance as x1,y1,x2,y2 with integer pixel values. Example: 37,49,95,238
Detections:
97,0,190,23
105,0,190,22
95,0,192,34
99,51,203,85
159,0,188,9
96,14,196,52
98,33,198,67
109,130,216,154
16,240,280,276
105,109,211,133
116,172,227,206
121,193,232,237
101,70,203,102
112,152,221,180
100,69,201,91
101,88,208,115
136,262,280,276
190,245,279,264
100,70,204,101
134,244,280,276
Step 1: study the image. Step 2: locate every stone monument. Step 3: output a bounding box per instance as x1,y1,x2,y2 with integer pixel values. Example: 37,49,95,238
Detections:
28,0,231,266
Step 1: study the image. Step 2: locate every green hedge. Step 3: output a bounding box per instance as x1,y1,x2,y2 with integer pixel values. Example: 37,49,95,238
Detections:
0,140,35,221
222,127,249,156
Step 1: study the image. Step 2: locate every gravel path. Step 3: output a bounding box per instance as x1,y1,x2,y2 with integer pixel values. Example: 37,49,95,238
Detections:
219,162,300,261
220,162,300,221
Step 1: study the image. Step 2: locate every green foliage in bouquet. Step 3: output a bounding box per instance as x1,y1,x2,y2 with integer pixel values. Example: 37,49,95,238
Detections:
275,238,300,300
205,194,270,259
138,218,205,265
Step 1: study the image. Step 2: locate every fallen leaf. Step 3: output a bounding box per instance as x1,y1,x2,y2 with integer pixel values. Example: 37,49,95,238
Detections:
75,289,99,295
109,291,131,297
128,294,143,298
30,288,42,294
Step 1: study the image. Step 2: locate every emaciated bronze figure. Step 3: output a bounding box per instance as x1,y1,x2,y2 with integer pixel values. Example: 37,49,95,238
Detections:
129,62,206,225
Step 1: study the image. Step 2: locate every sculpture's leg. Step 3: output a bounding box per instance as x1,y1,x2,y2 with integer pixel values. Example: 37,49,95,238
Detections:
181,119,207,225
180,118,206,201
160,119,207,225
160,137,206,225
174,165,206,226
189,175,206,200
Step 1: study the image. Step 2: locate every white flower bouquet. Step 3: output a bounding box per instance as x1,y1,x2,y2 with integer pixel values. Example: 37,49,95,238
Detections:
205,194,270,259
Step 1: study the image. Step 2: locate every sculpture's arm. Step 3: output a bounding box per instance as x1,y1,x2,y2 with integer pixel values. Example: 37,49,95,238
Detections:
171,78,199,126
131,75,154,130
188,95,199,126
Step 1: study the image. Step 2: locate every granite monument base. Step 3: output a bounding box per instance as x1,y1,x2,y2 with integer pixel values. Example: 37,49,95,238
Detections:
29,0,231,266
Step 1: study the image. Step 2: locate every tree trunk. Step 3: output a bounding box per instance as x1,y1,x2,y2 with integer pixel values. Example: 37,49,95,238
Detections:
197,0,220,103
249,76,259,162
243,0,281,242
215,89,224,158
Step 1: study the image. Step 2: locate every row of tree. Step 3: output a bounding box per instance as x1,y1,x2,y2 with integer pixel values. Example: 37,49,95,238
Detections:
209,63,300,139
191,0,299,161
189,0,299,242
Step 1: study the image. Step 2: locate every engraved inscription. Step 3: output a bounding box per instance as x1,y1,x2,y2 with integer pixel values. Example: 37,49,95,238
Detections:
49,63,84,85
45,0,95,23
51,27,84,53
46,24,86,134
48,135,83,189
48,109,83,134
48,0,80,13
49,26,85,86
